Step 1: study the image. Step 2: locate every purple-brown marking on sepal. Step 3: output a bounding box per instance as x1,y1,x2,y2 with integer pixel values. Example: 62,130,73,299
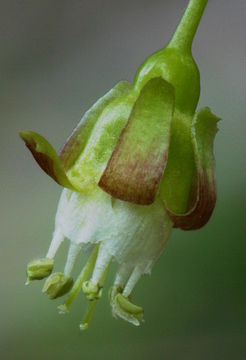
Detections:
166,107,220,230
100,138,169,205
19,130,75,190
59,130,81,171
99,77,175,205
24,137,60,183
168,169,217,230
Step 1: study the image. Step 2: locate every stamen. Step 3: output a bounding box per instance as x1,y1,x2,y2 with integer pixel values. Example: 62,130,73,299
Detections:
122,265,144,297
114,293,143,325
82,246,112,301
90,246,112,285
46,229,64,259
109,264,145,326
58,244,99,314
80,246,112,330
109,286,144,326
114,263,133,289
82,246,112,300
64,243,82,277
79,300,97,331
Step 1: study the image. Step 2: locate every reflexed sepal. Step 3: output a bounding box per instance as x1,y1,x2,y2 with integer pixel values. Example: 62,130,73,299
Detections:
19,131,76,190
26,258,54,283
99,77,175,205
42,272,74,299
167,107,221,230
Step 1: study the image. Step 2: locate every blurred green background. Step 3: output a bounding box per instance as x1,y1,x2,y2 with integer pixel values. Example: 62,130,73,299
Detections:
1,0,246,359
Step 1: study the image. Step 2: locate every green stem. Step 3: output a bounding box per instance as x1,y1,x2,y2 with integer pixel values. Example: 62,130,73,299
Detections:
168,0,208,52
80,300,97,330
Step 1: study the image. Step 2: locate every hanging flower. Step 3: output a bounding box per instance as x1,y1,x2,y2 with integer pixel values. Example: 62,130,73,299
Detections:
20,0,220,330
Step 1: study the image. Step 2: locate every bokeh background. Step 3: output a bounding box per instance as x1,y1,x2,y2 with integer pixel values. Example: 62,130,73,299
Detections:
1,0,246,359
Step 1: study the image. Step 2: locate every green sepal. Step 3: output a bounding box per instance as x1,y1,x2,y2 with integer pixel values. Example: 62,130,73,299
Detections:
64,87,137,192
133,47,200,211
99,77,175,205
19,131,76,190
159,110,196,214
130,1,203,209
166,107,221,230
59,81,132,171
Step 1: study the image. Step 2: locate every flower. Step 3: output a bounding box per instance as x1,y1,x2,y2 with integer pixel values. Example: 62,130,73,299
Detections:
20,0,220,330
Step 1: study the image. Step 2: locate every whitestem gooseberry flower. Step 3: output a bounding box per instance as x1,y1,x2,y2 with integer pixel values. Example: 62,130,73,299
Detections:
20,0,221,330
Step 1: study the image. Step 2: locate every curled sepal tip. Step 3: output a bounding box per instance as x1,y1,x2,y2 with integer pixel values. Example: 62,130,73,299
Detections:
99,77,175,205
167,107,221,230
19,131,76,190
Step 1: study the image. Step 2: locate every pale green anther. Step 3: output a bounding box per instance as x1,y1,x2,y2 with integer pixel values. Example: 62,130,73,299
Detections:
26,258,53,284
82,281,102,301
115,294,143,316
42,272,73,299
110,286,144,326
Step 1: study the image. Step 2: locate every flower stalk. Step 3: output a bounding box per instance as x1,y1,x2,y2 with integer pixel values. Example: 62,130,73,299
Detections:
169,0,208,52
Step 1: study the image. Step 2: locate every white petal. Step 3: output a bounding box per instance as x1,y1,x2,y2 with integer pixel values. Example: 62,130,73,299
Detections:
54,187,173,274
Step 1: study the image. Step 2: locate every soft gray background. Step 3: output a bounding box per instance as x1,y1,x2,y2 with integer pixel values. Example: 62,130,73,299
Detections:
1,0,246,359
